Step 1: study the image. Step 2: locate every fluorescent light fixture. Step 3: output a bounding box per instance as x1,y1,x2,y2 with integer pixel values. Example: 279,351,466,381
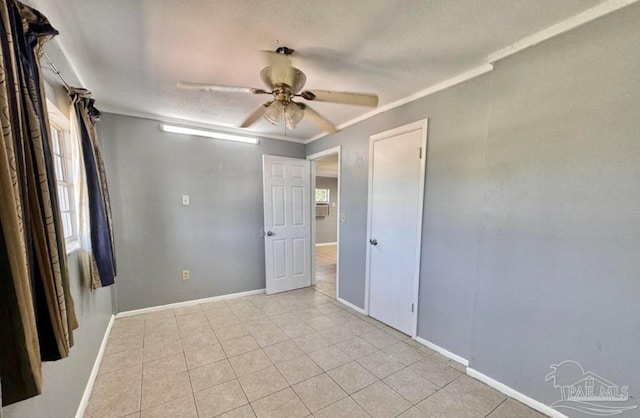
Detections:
160,124,259,144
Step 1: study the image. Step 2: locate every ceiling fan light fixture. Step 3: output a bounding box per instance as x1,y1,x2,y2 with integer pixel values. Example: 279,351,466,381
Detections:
264,101,283,126
284,102,304,130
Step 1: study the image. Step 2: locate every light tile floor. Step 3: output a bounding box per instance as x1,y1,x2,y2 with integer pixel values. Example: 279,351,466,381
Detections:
314,244,336,299
86,286,546,418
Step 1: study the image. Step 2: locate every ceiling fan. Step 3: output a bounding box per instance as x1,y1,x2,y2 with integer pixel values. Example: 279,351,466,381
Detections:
177,47,379,133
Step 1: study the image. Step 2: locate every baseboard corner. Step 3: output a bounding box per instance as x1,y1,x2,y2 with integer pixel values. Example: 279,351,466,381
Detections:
337,297,367,315
414,336,469,367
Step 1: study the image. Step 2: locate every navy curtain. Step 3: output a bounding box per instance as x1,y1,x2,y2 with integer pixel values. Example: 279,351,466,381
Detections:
70,88,117,287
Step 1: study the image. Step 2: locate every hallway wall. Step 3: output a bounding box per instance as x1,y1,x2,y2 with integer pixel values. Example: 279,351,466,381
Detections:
315,176,339,244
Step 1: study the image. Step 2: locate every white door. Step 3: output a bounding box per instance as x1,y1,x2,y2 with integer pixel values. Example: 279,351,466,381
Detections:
263,155,312,294
367,120,427,335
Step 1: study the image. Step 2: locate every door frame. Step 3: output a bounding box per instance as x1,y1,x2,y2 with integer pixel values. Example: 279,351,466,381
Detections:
365,119,428,338
307,146,341,299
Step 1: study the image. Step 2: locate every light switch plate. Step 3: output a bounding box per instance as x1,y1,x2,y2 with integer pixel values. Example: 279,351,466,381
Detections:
182,195,190,206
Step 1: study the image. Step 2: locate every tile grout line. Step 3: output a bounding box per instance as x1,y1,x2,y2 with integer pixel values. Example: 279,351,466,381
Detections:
135,319,146,417
484,397,509,417
182,349,198,418
227,353,255,418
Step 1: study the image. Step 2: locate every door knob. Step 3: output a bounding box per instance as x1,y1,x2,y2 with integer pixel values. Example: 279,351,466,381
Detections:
266,231,275,236
369,239,378,246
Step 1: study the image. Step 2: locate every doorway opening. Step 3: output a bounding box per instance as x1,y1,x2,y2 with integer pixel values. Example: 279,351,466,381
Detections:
308,147,341,300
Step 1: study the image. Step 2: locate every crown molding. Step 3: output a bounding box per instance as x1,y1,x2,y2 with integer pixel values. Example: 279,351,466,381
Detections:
303,64,493,144
488,0,639,63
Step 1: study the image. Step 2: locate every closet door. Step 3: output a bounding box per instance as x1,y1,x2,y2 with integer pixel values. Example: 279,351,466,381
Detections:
366,120,428,336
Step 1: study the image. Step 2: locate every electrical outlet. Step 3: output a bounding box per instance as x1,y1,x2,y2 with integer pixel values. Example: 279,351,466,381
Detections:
182,270,190,280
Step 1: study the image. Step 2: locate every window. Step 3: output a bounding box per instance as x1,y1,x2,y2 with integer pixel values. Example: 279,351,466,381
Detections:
50,123,75,239
47,99,77,250
315,188,330,204
315,188,330,217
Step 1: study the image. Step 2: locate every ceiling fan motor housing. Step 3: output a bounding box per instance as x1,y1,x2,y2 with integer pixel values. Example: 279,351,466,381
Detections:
260,66,306,93
272,87,293,104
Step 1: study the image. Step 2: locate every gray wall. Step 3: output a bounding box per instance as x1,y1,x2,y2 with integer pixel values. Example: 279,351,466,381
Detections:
307,3,640,411
100,114,305,312
470,5,640,407
315,176,338,244
306,75,489,339
4,81,114,418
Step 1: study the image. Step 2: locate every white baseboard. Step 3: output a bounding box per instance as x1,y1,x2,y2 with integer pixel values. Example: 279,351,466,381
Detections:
75,314,115,418
467,368,565,418
415,336,469,367
337,297,367,315
315,242,337,247
115,288,266,318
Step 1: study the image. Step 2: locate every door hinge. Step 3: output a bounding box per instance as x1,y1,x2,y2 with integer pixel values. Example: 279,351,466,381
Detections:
418,147,422,159
411,303,415,313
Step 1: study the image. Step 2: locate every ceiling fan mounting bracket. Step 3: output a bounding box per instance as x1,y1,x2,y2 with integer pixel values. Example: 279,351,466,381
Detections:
275,46,294,55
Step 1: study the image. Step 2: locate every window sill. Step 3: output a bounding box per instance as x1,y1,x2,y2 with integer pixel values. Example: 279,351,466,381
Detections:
65,240,80,255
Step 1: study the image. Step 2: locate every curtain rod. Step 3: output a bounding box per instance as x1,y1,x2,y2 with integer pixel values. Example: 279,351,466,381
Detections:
42,52,71,94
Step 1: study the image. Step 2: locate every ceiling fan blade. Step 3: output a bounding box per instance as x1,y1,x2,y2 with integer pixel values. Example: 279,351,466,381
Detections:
177,81,268,94
240,102,271,128
300,104,337,133
300,90,379,107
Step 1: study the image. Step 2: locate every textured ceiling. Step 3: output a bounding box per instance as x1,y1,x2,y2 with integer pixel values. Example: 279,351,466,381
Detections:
32,0,605,141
